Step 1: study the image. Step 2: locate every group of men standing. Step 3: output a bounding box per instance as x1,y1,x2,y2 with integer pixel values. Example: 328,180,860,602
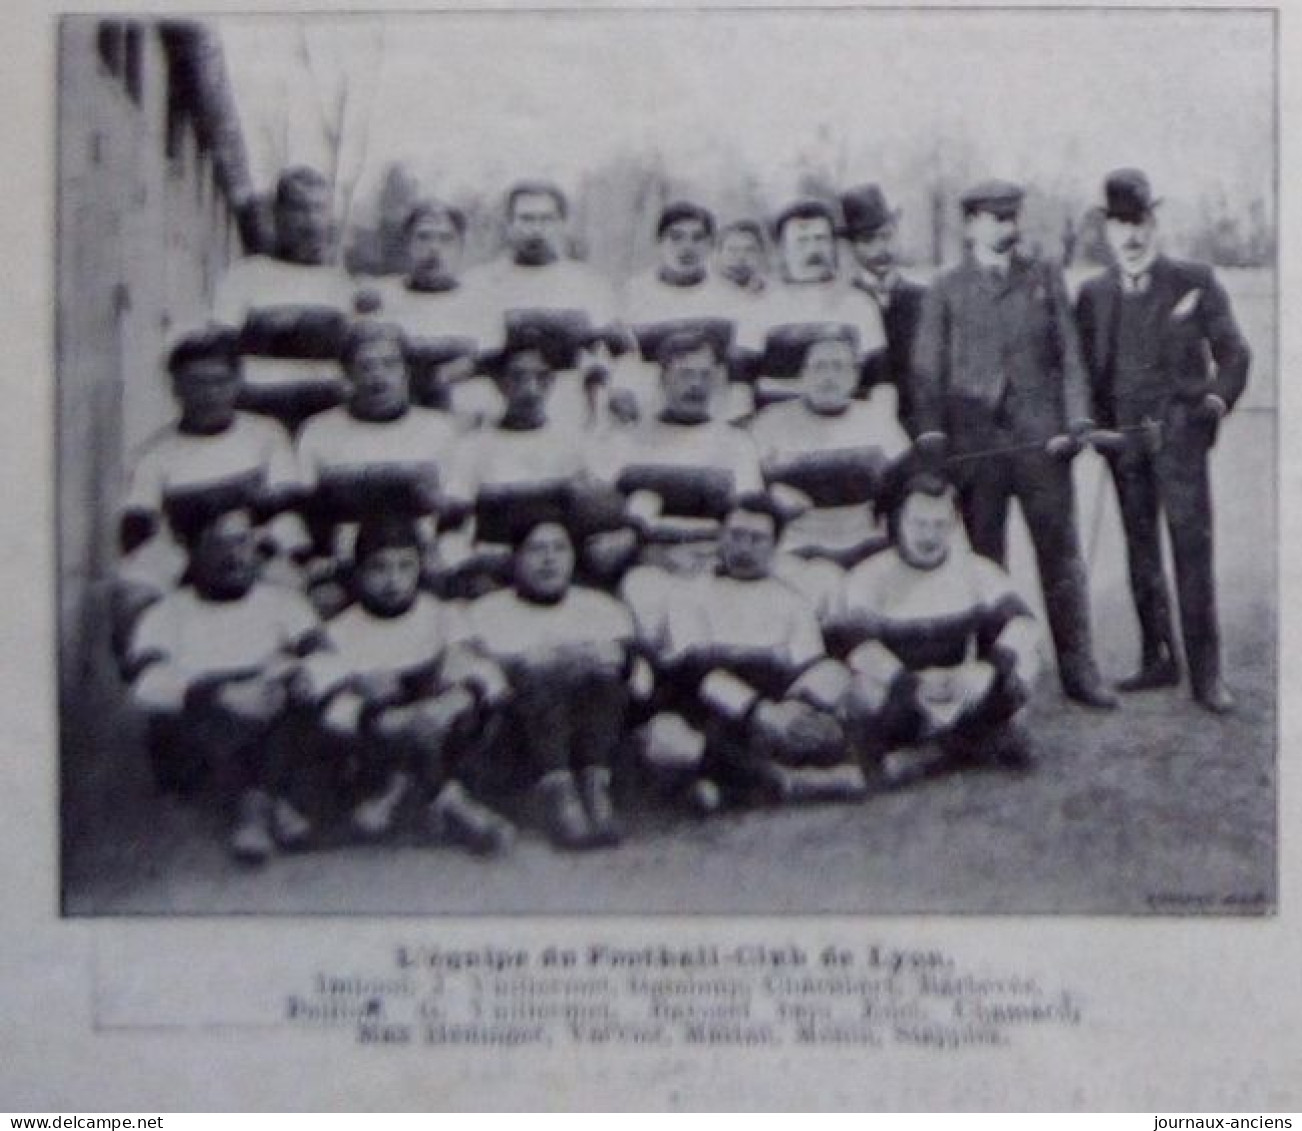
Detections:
111,160,1251,864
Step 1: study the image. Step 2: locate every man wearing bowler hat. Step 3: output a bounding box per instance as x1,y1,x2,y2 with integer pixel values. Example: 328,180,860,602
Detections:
911,179,1116,708
1076,169,1250,713
841,184,927,432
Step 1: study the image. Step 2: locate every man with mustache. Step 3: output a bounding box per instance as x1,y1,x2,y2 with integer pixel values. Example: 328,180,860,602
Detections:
742,199,887,409
460,181,623,432
1075,170,1250,713
911,179,1116,709
840,183,927,433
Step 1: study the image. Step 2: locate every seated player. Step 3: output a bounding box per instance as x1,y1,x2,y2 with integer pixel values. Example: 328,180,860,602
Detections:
438,320,597,596
834,473,1043,786
647,494,865,809
462,513,646,850
300,514,515,853
368,199,489,417
124,504,323,865
295,320,459,609
212,166,356,433
112,328,309,658
748,322,912,615
587,326,763,646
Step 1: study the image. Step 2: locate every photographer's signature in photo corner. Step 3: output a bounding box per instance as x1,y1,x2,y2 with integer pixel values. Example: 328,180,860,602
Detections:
1145,890,1273,912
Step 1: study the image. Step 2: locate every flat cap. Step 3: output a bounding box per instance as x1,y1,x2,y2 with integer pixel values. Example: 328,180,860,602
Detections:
959,179,1025,215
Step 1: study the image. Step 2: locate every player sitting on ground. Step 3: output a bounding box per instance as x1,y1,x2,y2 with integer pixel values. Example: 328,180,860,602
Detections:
646,493,866,811
833,472,1043,786
124,504,324,865
112,328,311,659
300,514,515,853
462,512,648,851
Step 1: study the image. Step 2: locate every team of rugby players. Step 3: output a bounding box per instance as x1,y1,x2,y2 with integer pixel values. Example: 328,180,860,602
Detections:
116,167,1121,864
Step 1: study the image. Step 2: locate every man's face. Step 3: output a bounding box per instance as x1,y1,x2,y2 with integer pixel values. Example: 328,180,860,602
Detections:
192,510,260,599
720,510,777,580
660,345,721,422
357,546,422,617
897,491,958,570
780,217,836,283
800,338,858,415
497,349,555,424
966,208,1021,256
174,358,240,430
507,192,565,266
717,230,766,288
851,224,896,274
1105,215,1157,274
658,218,712,277
515,522,574,601
407,214,463,282
276,183,333,264
347,336,409,417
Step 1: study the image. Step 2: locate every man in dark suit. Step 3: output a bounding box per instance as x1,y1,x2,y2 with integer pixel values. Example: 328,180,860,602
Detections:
1076,170,1250,713
841,184,927,431
911,180,1116,708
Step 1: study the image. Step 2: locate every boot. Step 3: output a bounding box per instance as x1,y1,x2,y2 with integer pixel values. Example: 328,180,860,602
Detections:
880,743,949,789
1116,642,1181,692
230,789,274,865
1062,676,1119,709
985,717,1037,773
1194,679,1236,715
578,766,624,847
271,797,314,850
428,781,516,856
537,770,596,850
351,771,410,839
768,762,869,803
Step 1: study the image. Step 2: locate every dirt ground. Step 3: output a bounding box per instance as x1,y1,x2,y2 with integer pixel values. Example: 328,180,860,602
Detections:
60,272,1277,917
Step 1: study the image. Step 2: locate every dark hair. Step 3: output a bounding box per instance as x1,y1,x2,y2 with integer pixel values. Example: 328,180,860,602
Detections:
899,471,957,504
727,491,788,537
173,499,256,550
794,323,859,369
656,201,716,240
354,513,421,564
340,320,410,371
505,180,568,221
167,327,241,378
655,326,725,370
274,166,330,210
509,506,572,552
719,219,765,245
402,199,467,239
771,199,838,241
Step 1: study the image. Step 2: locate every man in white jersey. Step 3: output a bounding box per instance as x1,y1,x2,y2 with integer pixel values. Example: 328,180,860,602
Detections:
648,494,865,809
744,199,887,408
301,514,515,851
749,323,913,617
586,326,763,649
371,200,479,413
459,180,626,431
463,511,646,850
616,203,755,422
125,504,324,864
113,329,309,659
295,321,460,611
213,167,356,433
833,473,1042,786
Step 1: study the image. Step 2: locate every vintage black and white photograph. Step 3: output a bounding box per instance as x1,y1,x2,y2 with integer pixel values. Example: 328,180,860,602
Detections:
57,7,1277,915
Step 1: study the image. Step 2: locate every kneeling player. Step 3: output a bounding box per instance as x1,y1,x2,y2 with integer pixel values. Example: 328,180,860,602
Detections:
650,494,865,809
301,515,515,853
834,473,1042,785
463,514,645,850
125,504,323,865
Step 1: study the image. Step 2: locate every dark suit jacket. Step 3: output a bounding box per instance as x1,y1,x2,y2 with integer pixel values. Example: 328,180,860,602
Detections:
910,253,1092,446
859,276,927,435
1075,255,1251,428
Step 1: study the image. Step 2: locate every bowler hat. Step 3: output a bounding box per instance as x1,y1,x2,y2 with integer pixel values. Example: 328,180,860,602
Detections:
839,184,899,238
959,180,1024,217
1102,168,1161,222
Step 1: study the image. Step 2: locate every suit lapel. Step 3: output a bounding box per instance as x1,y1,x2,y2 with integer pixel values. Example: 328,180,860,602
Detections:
1097,268,1122,373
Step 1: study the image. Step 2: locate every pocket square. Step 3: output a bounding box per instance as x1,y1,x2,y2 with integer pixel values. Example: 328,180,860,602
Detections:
1171,289,1202,319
